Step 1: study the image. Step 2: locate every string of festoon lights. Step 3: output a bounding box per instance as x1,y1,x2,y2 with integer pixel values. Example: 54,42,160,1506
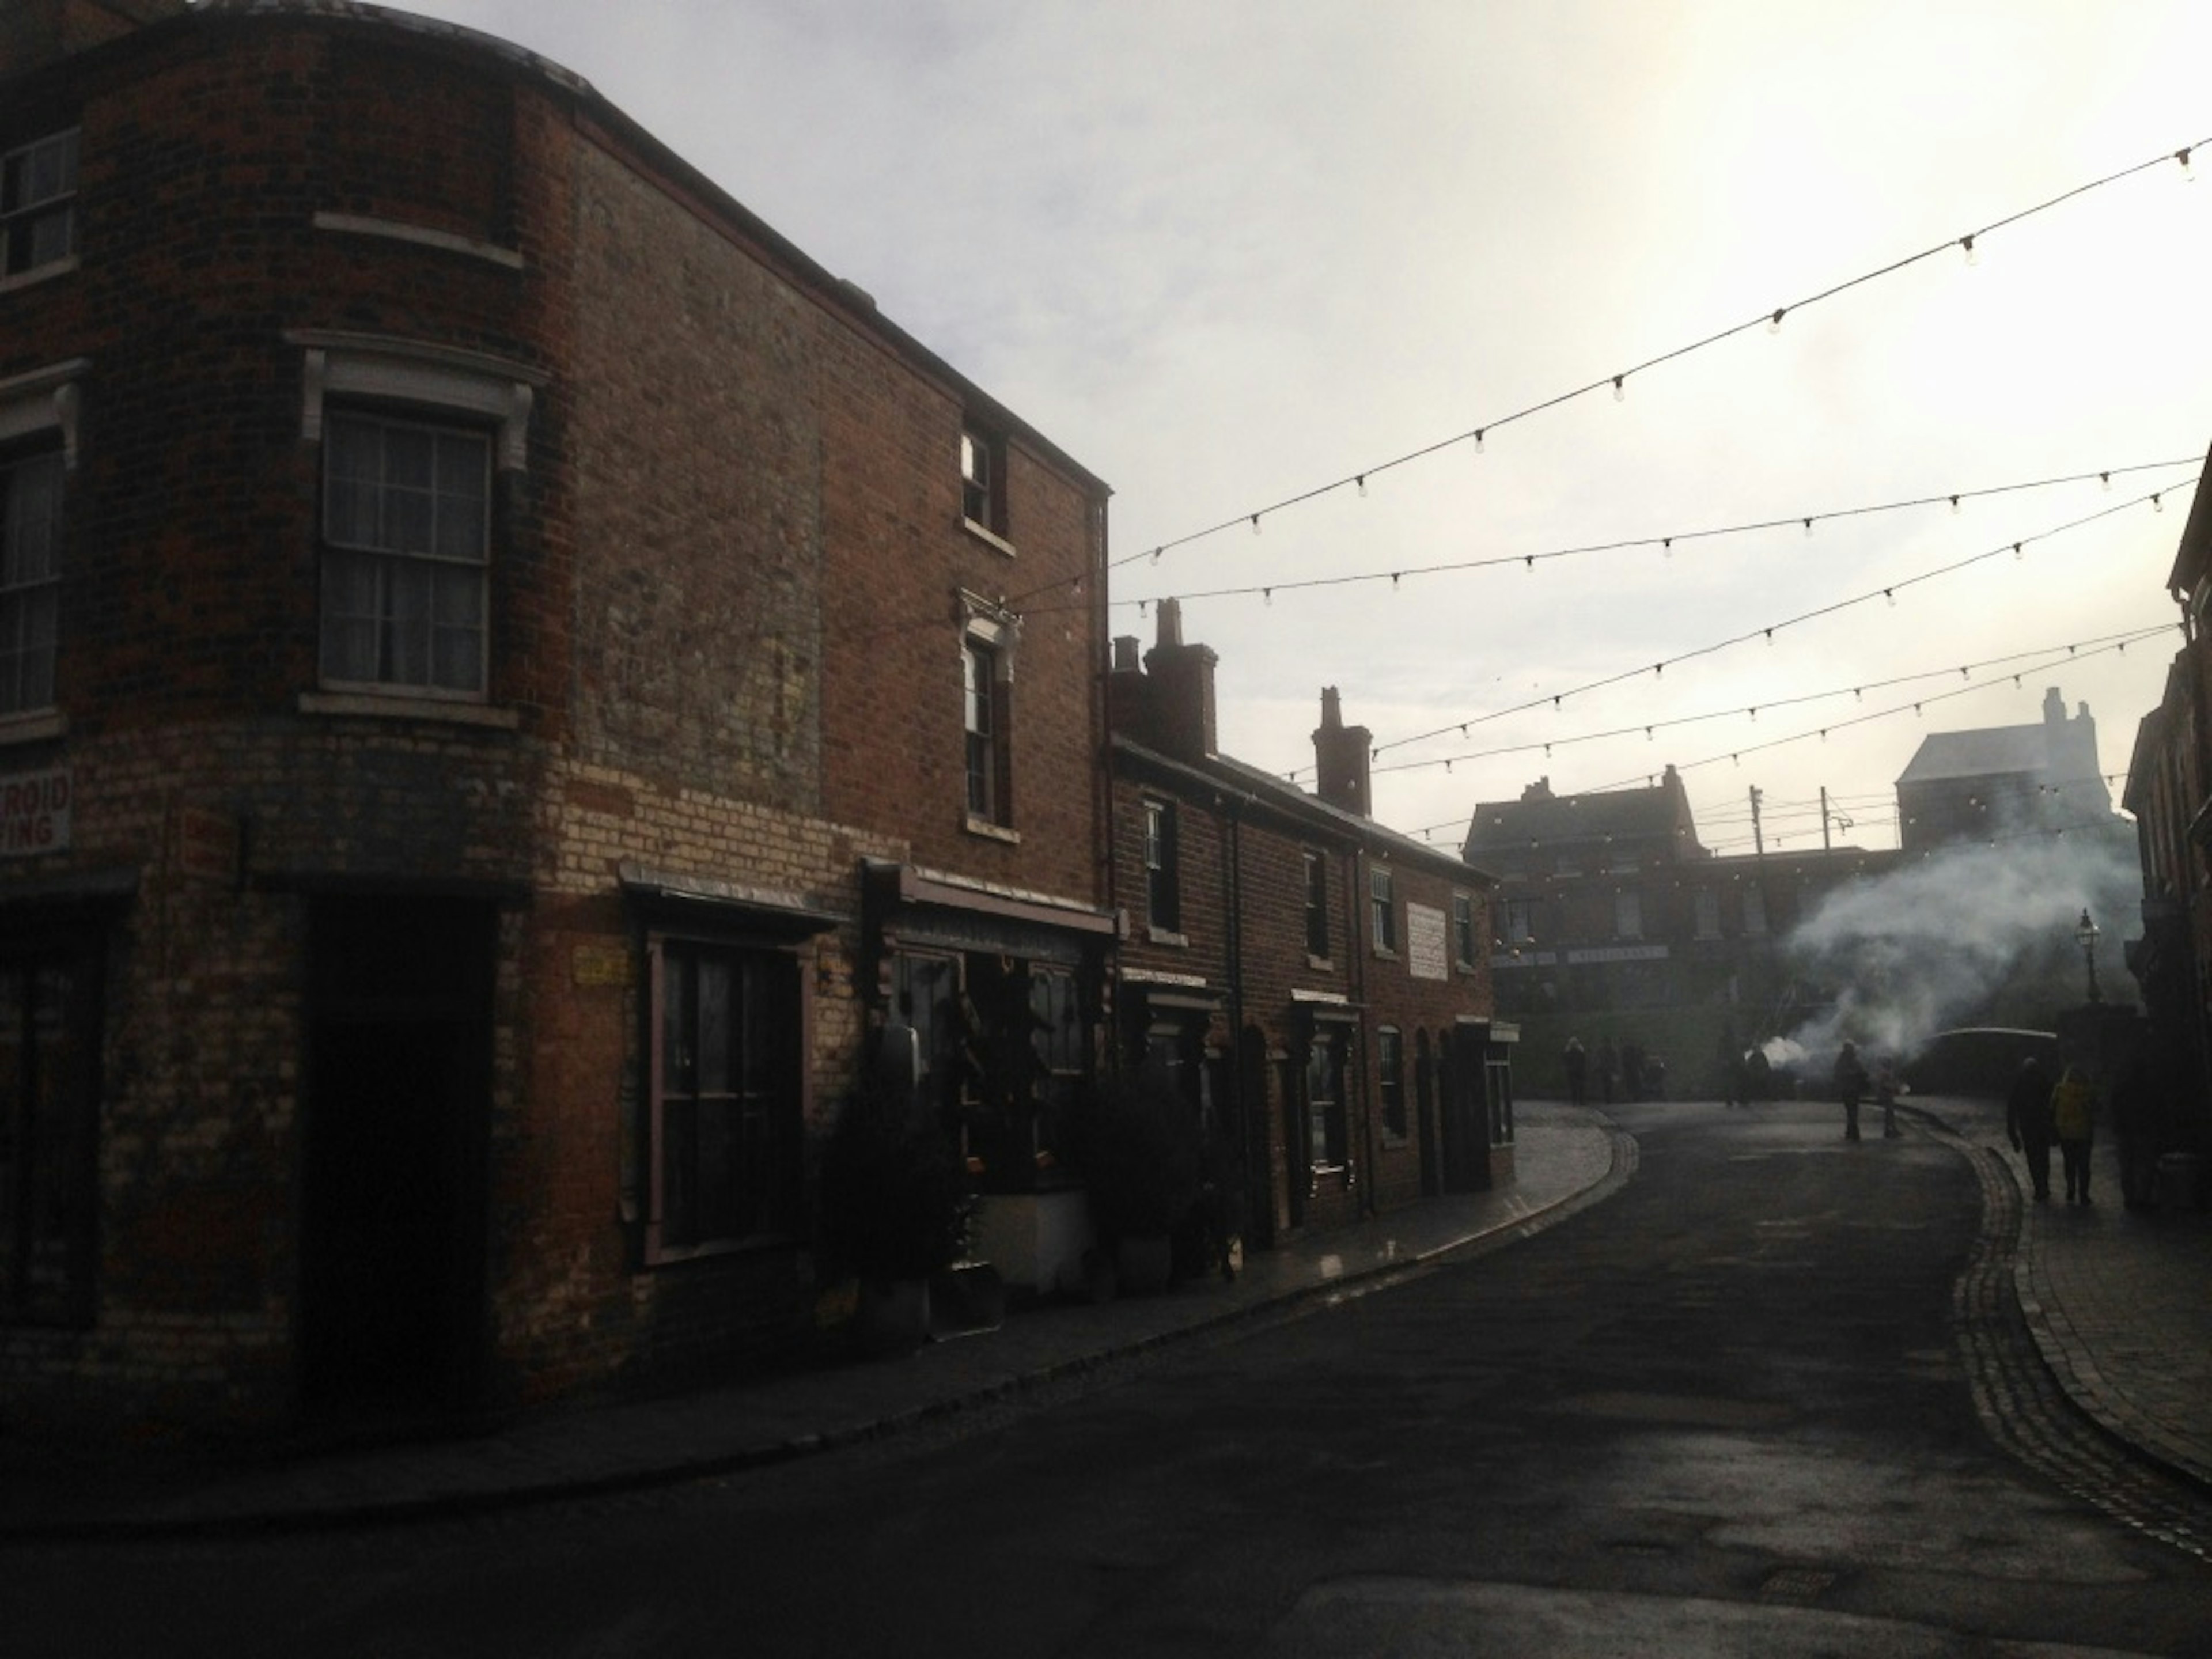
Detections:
1328,479,2194,780
1075,133,2209,587
1097,458,2199,623
1399,625,2177,846
1369,624,2175,781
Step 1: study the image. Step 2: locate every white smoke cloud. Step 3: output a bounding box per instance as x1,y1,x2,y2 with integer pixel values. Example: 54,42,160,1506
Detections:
1772,830,2139,1068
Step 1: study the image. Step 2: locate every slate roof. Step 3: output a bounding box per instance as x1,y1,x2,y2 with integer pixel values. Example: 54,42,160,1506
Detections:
1464,778,1698,857
1893,724,2051,786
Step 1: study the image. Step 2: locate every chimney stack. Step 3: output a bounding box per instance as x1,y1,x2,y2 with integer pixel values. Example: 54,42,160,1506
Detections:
1313,687,1373,816
1142,598,1218,762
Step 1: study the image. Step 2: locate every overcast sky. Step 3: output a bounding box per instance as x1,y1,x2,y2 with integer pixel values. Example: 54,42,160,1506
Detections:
381,0,2212,861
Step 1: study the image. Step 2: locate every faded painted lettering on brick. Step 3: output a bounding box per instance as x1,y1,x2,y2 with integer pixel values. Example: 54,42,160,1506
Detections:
0,767,70,857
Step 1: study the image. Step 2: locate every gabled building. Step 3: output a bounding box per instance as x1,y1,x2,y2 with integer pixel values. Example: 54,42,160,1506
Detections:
1896,687,2113,852
1104,603,1512,1263
0,0,1116,1442
1466,769,1896,1096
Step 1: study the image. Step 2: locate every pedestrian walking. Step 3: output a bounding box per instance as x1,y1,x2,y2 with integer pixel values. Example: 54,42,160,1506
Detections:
2051,1062,2097,1205
1562,1036,1588,1108
2006,1055,2055,1202
1832,1040,1868,1141
1874,1055,1903,1138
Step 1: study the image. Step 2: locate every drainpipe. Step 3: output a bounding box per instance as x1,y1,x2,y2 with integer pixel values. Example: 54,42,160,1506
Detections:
1223,796,1256,1249
1351,843,1376,1217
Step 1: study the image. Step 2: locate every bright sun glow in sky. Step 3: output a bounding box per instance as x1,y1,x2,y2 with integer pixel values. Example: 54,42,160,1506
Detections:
378,0,2212,859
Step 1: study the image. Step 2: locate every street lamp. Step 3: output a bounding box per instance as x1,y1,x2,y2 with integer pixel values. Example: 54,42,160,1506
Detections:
2075,908,2102,1003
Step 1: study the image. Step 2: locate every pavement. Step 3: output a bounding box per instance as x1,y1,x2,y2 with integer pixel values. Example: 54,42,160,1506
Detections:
1,1096,2205,1541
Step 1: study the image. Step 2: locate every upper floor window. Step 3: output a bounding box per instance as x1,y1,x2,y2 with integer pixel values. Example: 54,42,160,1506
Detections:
1742,885,1767,935
960,426,1006,537
1613,888,1643,941
1369,864,1396,953
1502,897,1536,946
2,130,78,278
0,446,62,715
1694,887,1721,938
320,411,490,696
964,636,1009,825
1144,798,1181,933
1304,850,1330,957
1452,892,1478,967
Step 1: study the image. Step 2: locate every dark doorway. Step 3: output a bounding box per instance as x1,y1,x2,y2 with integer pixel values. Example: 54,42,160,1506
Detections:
300,895,493,1418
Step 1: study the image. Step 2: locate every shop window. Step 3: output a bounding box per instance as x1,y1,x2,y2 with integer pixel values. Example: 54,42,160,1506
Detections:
1306,1029,1347,1173
647,938,802,1259
0,936,98,1325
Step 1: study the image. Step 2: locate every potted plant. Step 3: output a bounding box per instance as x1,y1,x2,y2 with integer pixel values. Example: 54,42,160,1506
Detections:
817,1082,978,1354
1070,1069,1203,1294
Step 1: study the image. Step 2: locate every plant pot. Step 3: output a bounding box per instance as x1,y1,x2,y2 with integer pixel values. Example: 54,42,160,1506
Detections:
1115,1232,1173,1296
850,1277,931,1357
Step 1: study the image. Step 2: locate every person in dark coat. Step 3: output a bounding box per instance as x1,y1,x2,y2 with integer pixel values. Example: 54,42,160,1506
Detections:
2006,1055,2055,1202
1562,1037,1588,1108
1832,1041,1868,1142
1598,1039,1619,1105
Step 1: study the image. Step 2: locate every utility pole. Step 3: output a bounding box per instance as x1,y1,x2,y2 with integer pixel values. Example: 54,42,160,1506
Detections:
1821,786,1831,851
1749,786,1765,857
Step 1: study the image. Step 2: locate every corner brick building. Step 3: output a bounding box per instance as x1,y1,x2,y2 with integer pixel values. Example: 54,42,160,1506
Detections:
0,0,1117,1440
1108,603,1513,1257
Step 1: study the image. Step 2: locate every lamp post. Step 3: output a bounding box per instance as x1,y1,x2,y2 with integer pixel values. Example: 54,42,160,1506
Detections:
2075,908,2102,1004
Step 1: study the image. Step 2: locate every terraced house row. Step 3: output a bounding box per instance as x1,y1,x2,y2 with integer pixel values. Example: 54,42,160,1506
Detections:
0,0,1512,1447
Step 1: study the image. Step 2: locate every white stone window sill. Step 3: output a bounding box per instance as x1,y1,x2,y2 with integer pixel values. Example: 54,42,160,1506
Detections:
0,256,78,297
963,815,1021,844
960,517,1017,558
1147,926,1190,948
313,212,525,270
0,709,66,745
300,690,520,729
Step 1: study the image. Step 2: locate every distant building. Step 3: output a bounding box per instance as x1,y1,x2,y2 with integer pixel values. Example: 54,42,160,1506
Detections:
1465,768,1896,1097
1895,687,2112,853
1106,603,1513,1265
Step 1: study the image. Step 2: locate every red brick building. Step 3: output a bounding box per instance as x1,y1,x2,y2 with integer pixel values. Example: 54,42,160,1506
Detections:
1107,603,1513,1255
0,1,1116,1440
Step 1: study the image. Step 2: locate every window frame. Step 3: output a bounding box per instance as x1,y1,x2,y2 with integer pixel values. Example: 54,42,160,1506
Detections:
1613,887,1643,941
1303,850,1330,959
963,635,1010,828
1305,1028,1349,1176
0,927,102,1328
1377,1025,1406,1141
0,443,65,719
960,424,1009,541
643,931,807,1264
1,128,79,282
317,407,493,700
1143,798,1181,934
1369,863,1397,955
1451,892,1478,968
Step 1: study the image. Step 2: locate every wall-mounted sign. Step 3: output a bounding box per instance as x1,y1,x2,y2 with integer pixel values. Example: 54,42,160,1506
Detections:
1406,902,1448,980
0,766,69,858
